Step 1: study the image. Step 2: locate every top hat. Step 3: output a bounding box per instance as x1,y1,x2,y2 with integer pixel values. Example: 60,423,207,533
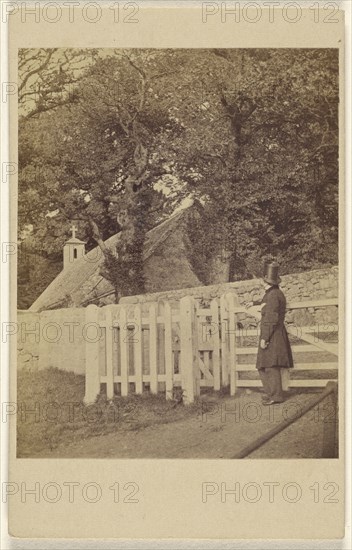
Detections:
263,261,281,285
262,260,271,278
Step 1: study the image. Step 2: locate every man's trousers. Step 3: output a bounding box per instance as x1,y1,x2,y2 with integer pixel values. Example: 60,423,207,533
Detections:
258,366,284,402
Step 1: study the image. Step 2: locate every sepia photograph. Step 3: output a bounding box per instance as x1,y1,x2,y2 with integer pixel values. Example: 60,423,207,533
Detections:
16,46,340,460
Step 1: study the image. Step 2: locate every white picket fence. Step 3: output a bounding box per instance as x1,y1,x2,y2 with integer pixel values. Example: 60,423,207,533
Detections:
84,295,338,404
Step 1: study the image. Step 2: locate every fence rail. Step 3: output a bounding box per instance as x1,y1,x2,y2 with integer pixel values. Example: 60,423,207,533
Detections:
84,294,338,404
231,381,338,459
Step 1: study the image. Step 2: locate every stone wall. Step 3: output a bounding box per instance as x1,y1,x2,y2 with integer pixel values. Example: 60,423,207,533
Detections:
121,266,339,328
121,266,338,302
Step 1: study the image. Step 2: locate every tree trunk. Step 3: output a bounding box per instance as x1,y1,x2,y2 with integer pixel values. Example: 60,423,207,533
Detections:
209,247,232,284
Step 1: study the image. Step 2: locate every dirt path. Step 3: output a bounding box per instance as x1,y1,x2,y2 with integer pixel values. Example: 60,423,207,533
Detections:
32,392,326,459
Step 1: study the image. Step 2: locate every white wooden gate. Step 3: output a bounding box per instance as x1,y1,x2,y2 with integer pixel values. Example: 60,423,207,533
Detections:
84,295,338,404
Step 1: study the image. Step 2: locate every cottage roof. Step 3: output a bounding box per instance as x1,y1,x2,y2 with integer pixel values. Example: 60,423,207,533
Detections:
64,237,86,245
29,207,192,312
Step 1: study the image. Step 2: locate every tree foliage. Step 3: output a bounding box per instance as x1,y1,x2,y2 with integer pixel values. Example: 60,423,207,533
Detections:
18,48,339,307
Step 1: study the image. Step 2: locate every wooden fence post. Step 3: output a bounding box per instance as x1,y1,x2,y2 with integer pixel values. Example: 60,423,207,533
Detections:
225,293,237,396
220,294,229,387
104,306,114,400
164,301,174,400
84,304,101,404
119,305,129,397
210,298,221,391
149,303,158,394
134,304,143,395
180,296,200,404
281,368,290,392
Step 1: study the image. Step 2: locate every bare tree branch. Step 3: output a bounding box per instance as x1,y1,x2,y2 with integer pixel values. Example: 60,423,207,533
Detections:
19,49,56,93
19,48,95,119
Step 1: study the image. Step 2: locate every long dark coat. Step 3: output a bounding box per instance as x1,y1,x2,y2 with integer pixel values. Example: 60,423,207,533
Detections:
256,285,294,370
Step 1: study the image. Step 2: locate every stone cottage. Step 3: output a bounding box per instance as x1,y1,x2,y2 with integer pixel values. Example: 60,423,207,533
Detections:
29,204,228,312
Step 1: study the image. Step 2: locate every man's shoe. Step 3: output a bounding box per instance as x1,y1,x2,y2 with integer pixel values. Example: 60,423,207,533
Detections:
262,399,275,405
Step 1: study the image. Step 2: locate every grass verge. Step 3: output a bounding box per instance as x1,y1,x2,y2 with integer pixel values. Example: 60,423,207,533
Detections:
17,368,203,457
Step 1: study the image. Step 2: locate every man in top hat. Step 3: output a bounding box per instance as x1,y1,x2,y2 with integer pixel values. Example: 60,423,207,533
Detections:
256,261,294,404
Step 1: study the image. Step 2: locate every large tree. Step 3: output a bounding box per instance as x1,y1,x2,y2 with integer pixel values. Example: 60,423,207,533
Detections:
154,49,339,279
18,48,339,307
